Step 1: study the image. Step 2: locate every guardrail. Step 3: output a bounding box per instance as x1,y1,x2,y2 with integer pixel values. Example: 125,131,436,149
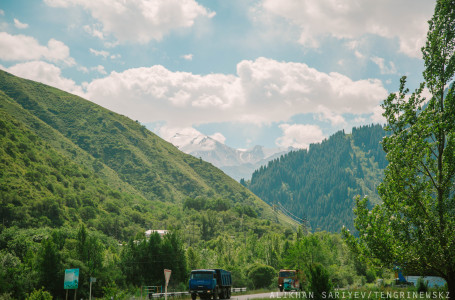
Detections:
149,288,247,299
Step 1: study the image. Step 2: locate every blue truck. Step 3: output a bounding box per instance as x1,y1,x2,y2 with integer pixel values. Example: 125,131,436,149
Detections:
189,269,232,300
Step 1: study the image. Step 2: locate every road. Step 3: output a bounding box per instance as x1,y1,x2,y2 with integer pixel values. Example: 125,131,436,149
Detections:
231,291,297,300
230,293,271,300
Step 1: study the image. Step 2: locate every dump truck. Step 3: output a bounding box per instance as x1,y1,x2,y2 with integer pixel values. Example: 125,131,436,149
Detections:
278,269,302,292
283,278,300,291
189,269,232,300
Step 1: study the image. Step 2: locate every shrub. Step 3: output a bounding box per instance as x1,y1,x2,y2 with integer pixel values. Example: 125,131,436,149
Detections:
417,277,429,293
26,288,52,300
248,264,276,289
365,269,376,283
307,263,332,300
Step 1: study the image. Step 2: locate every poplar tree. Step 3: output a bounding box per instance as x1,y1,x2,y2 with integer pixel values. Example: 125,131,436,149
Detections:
344,0,455,295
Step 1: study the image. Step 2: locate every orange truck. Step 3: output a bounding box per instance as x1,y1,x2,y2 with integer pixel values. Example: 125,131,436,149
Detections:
278,269,302,292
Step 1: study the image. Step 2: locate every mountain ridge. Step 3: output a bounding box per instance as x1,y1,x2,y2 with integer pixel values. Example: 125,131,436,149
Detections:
247,124,388,232
167,131,293,181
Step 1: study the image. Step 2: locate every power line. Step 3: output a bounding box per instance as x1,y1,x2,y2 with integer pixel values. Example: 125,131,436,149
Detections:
278,202,306,223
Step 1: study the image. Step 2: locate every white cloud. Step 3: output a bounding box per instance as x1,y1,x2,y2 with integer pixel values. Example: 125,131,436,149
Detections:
158,126,201,145
210,132,226,144
84,57,388,127
182,54,193,61
78,66,89,73
0,32,75,65
261,0,434,58
4,61,84,96
236,58,388,123
276,124,325,149
91,65,107,74
0,10,4,16
14,18,29,29
315,105,346,126
156,126,219,151
354,51,364,59
371,105,386,124
45,0,215,44
83,24,104,39
371,56,397,74
90,48,109,58
354,116,366,123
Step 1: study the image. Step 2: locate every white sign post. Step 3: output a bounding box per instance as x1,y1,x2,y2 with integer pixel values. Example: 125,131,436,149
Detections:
89,277,96,300
164,269,172,300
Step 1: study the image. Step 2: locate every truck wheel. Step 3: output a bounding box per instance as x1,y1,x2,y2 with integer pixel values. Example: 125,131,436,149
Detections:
213,289,218,300
227,289,231,299
279,287,283,292
191,294,197,300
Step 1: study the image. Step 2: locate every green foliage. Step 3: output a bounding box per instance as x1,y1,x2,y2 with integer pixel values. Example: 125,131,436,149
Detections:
344,0,455,296
26,288,52,300
35,238,63,298
247,264,276,289
417,277,429,293
307,263,332,300
249,125,387,232
120,231,187,286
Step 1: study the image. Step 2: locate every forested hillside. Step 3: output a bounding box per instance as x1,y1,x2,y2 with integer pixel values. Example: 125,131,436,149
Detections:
0,69,295,238
247,124,388,232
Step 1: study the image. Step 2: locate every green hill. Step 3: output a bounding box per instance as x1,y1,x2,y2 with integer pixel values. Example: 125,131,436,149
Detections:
0,70,296,241
247,124,388,232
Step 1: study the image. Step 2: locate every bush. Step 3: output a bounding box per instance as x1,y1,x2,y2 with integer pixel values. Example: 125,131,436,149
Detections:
307,263,332,300
417,277,429,293
26,288,52,300
248,264,276,289
365,269,376,283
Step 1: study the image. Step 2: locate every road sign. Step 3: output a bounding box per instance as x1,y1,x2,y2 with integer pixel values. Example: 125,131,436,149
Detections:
164,269,172,286
64,269,79,289
164,270,172,300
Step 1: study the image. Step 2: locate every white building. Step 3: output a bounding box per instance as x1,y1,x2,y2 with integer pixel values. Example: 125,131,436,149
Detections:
145,229,169,238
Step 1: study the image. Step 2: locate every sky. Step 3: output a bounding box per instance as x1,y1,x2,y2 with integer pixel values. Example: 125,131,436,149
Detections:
0,0,436,150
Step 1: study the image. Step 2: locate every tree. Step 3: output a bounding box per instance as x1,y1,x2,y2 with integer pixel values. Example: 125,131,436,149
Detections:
35,238,62,298
343,0,455,295
247,264,276,289
307,263,332,300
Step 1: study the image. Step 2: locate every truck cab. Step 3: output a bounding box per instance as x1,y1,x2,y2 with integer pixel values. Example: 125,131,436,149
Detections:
189,269,232,300
278,269,302,292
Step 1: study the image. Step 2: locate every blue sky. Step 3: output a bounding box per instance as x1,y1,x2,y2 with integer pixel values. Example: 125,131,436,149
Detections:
0,0,435,149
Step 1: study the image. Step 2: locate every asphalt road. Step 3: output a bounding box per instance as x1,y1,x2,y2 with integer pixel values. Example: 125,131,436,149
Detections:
230,291,300,300
230,293,272,300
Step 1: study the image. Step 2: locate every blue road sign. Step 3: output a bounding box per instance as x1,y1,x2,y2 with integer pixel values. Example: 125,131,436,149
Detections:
64,269,79,289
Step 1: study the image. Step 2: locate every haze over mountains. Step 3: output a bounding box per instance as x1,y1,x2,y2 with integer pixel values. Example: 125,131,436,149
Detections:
165,130,294,181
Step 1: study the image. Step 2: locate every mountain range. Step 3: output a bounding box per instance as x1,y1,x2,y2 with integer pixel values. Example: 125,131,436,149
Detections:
167,131,293,181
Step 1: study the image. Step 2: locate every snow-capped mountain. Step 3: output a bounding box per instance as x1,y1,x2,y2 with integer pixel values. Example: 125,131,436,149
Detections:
169,132,292,181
